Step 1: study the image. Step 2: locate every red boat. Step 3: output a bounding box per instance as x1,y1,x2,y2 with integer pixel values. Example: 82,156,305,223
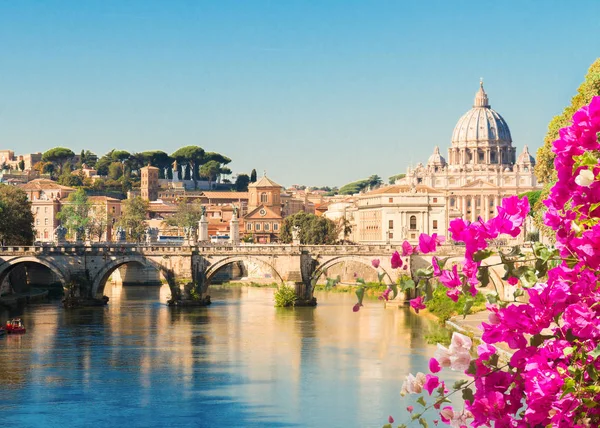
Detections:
5,318,26,334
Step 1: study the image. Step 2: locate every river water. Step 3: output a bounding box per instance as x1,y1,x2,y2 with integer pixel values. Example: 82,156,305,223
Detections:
0,285,464,427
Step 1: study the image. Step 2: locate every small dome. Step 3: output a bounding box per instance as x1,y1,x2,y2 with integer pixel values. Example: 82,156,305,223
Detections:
517,145,535,166
427,146,446,167
451,81,512,148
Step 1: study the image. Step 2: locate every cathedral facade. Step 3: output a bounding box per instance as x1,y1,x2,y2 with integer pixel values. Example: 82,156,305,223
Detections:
397,81,539,223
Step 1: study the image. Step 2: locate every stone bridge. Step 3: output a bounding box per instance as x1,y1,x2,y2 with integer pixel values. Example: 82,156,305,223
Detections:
0,243,463,306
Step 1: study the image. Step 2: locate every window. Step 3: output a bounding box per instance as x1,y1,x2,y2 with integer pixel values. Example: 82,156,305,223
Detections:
260,192,268,203
45,207,48,213
255,223,261,231
264,223,270,231
410,215,417,230
247,223,252,231
433,220,438,230
112,206,116,214
433,197,438,203
273,223,279,231
44,218,48,225
388,197,393,203
36,219,40,226
388,220,394,229
389,232,394,239
450,198,455,207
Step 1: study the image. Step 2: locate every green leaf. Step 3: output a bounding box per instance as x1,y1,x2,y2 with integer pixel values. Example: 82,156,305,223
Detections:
418,418,428,428
382,424,392,428
513,288,524,300
453,379,469,390
486,293,498,304
415,267,434,279
573,151,598,173
411,413,421,421
462,298,474,318
462,387,474,403
473,249,493,262
488,354,499,367
466,360,477,376
401,279,416,290
390,283,398,300
515,266,538,288
563,347,575,357
355,287,365,306
583,398,598,408
416,396,426,407
589,343,600,359
477,266,490,288
356,278,365,285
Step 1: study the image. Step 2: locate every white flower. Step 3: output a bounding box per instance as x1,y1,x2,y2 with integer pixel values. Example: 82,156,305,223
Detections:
434,344,452,368
400,372,427,395
575,169,595,187
449,332,472,353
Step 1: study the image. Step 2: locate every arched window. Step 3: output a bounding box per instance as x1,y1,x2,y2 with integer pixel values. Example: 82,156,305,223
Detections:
409,215,417,230
260,192,268,203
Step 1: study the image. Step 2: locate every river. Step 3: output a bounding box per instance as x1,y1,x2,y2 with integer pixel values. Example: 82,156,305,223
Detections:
0,284,464,427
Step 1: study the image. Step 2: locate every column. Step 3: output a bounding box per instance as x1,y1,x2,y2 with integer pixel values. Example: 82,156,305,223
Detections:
480,194,485,221
198,215,209,242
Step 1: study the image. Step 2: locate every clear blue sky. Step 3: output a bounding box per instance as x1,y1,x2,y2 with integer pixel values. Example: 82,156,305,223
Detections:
1,1,599,187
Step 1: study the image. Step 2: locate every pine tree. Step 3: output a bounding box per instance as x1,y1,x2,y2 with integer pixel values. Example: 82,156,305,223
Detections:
250,169,257,183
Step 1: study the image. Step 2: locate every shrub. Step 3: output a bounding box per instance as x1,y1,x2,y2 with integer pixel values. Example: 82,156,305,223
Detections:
274,285,297,307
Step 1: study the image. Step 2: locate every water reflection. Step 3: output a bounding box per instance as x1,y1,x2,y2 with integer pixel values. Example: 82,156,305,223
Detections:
0,285,463,427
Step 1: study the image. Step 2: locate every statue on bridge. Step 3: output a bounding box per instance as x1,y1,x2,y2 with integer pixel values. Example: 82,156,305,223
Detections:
292,225,301,245
53,225,67,244
145,227,159,243
115,227,126,242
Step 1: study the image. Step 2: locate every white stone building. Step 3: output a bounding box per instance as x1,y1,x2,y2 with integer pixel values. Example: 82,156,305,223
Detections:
397,81,539,223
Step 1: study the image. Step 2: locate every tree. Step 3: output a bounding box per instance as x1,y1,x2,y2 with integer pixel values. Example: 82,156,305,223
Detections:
388,173,406,184
279,212,338,244
163,200,203,233
42,147,75,177
18,160,25,171
338,218,353,243
82,150,98,167
171,146,205,189
338,179,370,195
57,189,91,241
0,185,35,245
139,150,172,178
117,197,148,242
200,160,221,190
108,162,123,180
95,150,114,176
250,169,257,183
58,171,83,187
235,174,250,191
88,204,109,241
535,58,600,184
367,174,383,189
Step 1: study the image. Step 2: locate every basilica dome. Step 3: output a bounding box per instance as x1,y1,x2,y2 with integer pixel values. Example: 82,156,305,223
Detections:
427,146,446,167
451,82,512,148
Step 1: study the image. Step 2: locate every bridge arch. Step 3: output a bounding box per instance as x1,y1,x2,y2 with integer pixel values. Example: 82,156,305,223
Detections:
312,255,394,289
0,256,69,293
202,256,284,292
91,256,177,299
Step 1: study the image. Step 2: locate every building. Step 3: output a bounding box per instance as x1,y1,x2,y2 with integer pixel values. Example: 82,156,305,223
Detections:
397,81,539,223
243,175,284,243
19,179,76,242
0,150,42,171
140,165,159,201
86,196,123,241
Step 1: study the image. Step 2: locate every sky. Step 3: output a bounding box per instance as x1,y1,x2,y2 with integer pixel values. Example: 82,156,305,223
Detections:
0,1,599,187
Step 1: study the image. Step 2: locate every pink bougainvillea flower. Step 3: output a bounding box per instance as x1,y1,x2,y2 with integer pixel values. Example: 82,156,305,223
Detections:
507,276,518,286
429,357,441,373
352,303,361,312
388,415,394,424
378,287,392,301
439,264,461,289
423,374,440,395
435,235,446,245
410,296,426,313
400,372,426,395
418,233,438,254
407,406,414,413
401,240,414,256
390,251,403,269
432,257,442,276
371,258,380,268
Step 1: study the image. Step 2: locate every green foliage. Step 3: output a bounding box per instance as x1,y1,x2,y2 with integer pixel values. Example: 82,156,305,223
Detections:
42,147,75,176
519,190,542,216
18,160,25,171
388,173,406,184
338,179,369,195
425,286,487,324
235,173,250,191
58,171,84,187
117,196,149,242
250,169,257,183
171,146,205,187
279,211,338,244
163,200,204,230
0,185,35,245
274,285,297,307
200,160,221,189
108,162,123,180
57,188,91,240
535,58,600,183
